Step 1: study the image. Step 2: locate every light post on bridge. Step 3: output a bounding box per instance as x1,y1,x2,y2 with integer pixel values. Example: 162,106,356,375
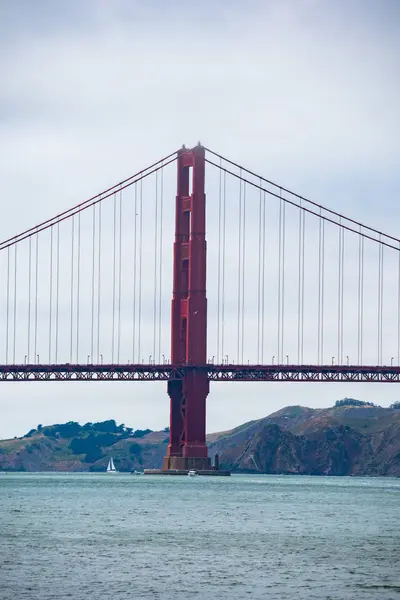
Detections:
332,357,335,365
272,356,275,365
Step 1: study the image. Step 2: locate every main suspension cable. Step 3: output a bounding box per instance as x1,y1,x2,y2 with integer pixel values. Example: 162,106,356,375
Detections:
204,148,400,246
0,150,181,251
205,160,400,252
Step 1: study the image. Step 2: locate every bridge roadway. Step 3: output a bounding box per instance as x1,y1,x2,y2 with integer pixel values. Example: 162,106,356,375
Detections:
1,363,400,382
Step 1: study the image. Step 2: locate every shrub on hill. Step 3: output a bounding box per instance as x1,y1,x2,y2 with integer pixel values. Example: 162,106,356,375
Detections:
43,422,81,438
132,429,152,438
390,401,400,409
335,398,376,408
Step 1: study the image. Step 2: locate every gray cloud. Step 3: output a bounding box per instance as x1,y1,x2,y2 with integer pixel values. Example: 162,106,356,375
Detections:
0,0,399,439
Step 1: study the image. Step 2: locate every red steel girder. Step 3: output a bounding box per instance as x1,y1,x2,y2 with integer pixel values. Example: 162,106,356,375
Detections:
1,364,400,382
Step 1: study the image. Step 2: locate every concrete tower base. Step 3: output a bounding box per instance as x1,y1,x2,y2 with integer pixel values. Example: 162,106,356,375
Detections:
144,469,231,476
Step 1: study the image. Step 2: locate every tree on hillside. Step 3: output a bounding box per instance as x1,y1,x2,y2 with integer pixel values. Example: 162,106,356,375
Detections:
132,429,152,438
91,420,119,434
389,401,400,409
335,398,375,407
43,422,81,438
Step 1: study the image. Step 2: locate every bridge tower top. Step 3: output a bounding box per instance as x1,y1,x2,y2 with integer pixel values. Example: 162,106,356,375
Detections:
171,144,207,366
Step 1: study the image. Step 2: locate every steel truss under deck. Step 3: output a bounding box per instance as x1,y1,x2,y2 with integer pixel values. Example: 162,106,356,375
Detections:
1,364,400,382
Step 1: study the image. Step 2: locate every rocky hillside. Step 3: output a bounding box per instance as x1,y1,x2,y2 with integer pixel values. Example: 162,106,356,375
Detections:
207,402,400,476
1,400,399,475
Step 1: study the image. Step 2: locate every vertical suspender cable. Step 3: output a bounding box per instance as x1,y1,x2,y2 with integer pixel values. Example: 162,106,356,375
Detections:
377,238,383,365
281,191,286,364
117,190,123,364
91,205,96,362
221,170,226,363
380,245,384,366
158,166,163,364
320,216,325,364
13,244,17,364
237,175,242,363
360,236,364,365
278,197,282,363
153,171,158,363
138,179,143,362
34,232,39,363
398,245,400,365
133,183,138,363
357,228,364,365
337,222,342,364
76,211,81,363
297,204,302,364
317,210,322,364
261,191,266,363
6,247,10,364
27,237,32,363
377,241,381,365
301,211,305,364
257,181,262,363
241,182,246,363
217,160,222,363
6,246,10,365
340,228,345,364
97,201,102,363
112,193,117,363
69,216,75,363
55,223,60,363
48,226,53,363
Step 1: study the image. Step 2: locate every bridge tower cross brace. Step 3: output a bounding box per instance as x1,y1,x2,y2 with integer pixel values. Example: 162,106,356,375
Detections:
162,144,211,471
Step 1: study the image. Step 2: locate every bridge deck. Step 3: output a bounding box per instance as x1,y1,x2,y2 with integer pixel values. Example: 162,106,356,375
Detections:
0,364,400,382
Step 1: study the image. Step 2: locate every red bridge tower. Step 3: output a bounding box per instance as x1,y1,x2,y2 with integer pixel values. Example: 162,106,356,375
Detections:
162,144,211,471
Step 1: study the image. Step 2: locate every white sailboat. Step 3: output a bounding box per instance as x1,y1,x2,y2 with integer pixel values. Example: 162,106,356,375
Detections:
107,456,117,473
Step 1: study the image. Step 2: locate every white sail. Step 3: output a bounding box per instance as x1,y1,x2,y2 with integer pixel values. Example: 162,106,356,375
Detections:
107,457,117,472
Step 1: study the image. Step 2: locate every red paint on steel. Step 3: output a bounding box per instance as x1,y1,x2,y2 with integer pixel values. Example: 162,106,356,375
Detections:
1,363,400,382
165,145,211,469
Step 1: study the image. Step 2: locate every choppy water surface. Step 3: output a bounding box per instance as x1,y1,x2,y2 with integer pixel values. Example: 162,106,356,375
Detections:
0,473,399,599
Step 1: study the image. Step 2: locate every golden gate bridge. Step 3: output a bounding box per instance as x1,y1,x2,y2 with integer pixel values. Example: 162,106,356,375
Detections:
1,143,399,471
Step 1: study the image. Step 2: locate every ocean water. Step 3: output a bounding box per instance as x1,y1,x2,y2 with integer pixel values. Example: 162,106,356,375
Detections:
0,473,399,600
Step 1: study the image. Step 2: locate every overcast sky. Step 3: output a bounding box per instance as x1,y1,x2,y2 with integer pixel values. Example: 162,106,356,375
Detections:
0,0,400,439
